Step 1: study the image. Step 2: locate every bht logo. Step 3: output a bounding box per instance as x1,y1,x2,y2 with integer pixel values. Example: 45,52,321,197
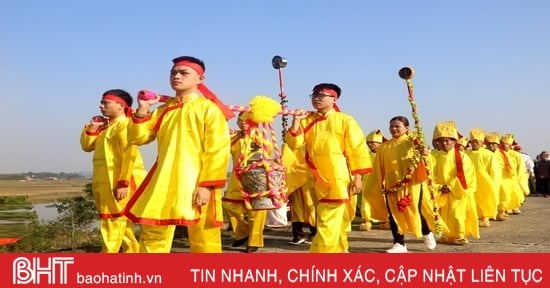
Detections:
12,256,74,285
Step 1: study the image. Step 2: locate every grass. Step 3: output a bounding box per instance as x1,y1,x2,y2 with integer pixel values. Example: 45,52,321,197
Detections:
0,179,89,204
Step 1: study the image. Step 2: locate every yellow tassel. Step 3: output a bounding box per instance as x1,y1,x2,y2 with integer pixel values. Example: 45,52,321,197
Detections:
249,96,282,123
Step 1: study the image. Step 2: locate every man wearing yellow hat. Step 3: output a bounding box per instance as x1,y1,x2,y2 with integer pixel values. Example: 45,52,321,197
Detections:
466,128,500,227
432,121,479,245
359,129,389,231
457,135,469,152
500,134,527,214
485,132,510,220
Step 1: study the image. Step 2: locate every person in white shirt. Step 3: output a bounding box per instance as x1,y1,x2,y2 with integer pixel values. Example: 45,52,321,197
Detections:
513,144,535,195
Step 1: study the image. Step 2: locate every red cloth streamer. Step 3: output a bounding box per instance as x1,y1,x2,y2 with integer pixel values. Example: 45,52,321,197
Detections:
197,84,235,121
499,148,513,176
454,144,467,189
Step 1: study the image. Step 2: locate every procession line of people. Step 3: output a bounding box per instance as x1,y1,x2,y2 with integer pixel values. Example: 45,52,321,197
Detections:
81,55,536,253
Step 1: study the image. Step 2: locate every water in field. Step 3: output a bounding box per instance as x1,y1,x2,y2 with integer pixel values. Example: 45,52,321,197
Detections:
33,202,59,222
0,196,70,239
0,196,99,242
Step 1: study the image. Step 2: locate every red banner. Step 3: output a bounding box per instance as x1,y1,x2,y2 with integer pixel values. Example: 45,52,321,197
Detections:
0,253,547,287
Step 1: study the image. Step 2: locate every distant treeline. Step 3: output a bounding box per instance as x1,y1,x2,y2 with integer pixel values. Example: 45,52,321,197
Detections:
0,172,87,180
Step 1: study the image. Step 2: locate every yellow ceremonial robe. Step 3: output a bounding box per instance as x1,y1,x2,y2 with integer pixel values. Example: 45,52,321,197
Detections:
80,116,147,217
372,134,439,238
506,150,527,208
284,145,316,227
80,115,146,252
222,133,267,247
285,110,372,201
466,149,501,220
285,109,371,252
433,148,479,240
361,150,388,223
125,93,230,227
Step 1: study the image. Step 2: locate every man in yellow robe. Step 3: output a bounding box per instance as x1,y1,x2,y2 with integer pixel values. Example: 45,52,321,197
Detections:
359,129,388,231
500,134,527,214
80,89,146,253
222,113,267,253
284,144,317,245
466,128,501,227
124,56,232,253
432,122,479,245
485,132,510,220
286,83,371,253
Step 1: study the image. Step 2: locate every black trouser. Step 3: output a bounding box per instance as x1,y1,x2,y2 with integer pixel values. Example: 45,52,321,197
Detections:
291,222,317,240
539,178,550,195
387,185,430,245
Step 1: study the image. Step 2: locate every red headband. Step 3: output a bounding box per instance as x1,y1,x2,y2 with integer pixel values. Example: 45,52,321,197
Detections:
313,88,340,112
172,60,234,121
173,60,205,76
103,94,132,117
103,94,128,107
314,88,338,98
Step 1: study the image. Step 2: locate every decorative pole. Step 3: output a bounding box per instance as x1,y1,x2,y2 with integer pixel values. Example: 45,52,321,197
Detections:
272,55,288,141
398,67,442,237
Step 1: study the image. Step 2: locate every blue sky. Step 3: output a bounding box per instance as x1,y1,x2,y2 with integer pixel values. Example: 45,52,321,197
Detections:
1,1,548,173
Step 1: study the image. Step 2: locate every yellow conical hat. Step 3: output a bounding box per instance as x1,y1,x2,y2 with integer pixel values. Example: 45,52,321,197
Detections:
501,133,514,145
469,128,485,142
485,132,500,144
433,121,458,140
366,129,385,143
458,136,469,147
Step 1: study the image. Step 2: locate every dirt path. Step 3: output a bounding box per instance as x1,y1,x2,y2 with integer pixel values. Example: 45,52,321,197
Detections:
172,194,550,253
